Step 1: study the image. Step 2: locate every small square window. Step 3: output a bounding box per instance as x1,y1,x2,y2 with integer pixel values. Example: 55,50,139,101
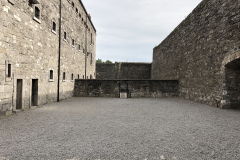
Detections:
49,70,54,81
72,2,74,8
52,22,56,33
72,39,75,46
33,6,41,23
7,64,11,77
64,32,67,40
35,7,40,19
63,72,66,81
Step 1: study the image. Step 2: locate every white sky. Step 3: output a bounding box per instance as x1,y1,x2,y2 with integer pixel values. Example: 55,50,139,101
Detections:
82,0,203,62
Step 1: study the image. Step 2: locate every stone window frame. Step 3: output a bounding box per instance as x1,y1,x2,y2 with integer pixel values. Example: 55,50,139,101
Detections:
52,21,57,35
33,6,41,24
49,69,54,82
63,72,66,82
5,60,13,82
71,73,74,82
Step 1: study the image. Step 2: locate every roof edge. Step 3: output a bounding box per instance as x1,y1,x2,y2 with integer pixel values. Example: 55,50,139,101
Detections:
79,0,96,33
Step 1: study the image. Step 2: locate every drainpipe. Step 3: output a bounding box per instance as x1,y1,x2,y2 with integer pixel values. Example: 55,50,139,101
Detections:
85,14,88,79
57,0,62,102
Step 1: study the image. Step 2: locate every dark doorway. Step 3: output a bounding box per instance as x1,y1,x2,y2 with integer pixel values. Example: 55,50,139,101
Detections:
32,79,38,106
224,58,240,109
119,82,130,98
16,79,23,110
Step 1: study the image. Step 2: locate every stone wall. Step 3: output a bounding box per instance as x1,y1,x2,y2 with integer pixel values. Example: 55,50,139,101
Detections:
74,80,179,98
152,0,240,109
96,62,152,80
0,0,96,116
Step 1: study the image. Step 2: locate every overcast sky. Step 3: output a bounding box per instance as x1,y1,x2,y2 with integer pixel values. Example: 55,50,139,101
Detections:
82,0,202,62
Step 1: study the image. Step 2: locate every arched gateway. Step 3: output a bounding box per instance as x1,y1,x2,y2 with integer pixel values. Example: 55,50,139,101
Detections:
221,50,240,109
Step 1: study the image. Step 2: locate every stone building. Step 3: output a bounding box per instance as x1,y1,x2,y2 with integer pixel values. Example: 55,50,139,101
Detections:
0,0,96,116
152,0,240,109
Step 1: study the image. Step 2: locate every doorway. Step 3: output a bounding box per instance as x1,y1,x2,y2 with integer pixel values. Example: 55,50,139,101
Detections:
223,58,240,109
16,79,23,110
32,79,38,106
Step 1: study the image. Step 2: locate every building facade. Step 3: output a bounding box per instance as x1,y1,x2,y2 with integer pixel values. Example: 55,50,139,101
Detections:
0,0,96,116
152,0,240,109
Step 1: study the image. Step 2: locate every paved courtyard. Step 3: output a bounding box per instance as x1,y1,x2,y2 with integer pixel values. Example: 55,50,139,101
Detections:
0,98,240,160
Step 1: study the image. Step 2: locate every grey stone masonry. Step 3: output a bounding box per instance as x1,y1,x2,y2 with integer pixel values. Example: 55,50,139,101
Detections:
96,62,152,80
152,0,240,109
0,0,96,116
74,80,179,98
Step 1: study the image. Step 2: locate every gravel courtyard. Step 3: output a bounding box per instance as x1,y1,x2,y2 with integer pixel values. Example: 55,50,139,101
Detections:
0,97,240,160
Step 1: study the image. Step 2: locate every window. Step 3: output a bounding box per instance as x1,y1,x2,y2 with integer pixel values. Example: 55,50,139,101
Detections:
52,21,56,32
82,18,83,22
90,53,92,65
72,2,74,8
78,74,79,79
79,13,81,18
78,44,81,51
64,32,67,40
76,8,78,13
50,70,53,81
63,72,66,81
7,64,11,77
71,73,74,81
72,39,74,47
34,7,40,20
91,33,93,44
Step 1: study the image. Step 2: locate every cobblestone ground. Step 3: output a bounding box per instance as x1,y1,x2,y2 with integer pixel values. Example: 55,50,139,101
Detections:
0,97,240,160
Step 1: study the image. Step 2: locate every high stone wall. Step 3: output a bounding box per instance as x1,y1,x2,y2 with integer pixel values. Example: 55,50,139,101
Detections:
74,80,179,98
96,62,152,80
152,0,240,108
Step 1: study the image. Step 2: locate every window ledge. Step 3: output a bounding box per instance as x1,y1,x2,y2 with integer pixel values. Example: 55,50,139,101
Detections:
63,39,67,42
49,79,54,82
62,80,66,82
33,17,41,24
72,45,75,48
51,30,56,35
5,77,12,82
